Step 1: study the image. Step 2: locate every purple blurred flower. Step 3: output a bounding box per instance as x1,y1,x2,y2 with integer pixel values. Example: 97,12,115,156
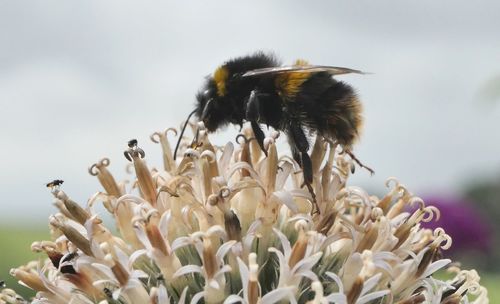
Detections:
420,195,493,256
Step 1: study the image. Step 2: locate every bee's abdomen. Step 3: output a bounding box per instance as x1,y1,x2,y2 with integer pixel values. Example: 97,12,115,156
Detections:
297,74,363,147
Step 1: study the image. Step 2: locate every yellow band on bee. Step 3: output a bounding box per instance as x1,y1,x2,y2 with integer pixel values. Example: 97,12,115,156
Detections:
275,59,310,99
214,66,229,96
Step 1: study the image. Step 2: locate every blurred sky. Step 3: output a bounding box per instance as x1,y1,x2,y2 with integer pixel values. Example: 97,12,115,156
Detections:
1,1,500,224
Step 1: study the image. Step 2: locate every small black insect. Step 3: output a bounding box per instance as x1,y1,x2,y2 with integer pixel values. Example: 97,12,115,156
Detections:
59,252,78,275
175,52,372,202
46,179,64,188
124,139,145,161
127,138,138,148
103,287,113,299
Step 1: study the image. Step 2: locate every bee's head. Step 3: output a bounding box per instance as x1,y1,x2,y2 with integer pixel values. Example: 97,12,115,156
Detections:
195,82,228,132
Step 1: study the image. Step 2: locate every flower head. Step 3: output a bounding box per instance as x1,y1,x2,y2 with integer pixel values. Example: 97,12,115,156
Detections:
5,125,489,303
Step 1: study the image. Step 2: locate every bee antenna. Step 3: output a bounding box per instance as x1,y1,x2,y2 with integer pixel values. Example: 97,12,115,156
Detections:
174,109,197,160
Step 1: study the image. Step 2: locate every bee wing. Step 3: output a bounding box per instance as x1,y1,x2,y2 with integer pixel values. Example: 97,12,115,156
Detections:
242,65,367,77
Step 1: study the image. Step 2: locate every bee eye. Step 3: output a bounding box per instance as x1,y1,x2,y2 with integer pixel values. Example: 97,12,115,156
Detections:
203,89,211,97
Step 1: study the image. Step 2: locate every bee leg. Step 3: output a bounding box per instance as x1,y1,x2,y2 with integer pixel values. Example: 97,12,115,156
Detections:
301,152,319,214
287,123,311,180
246,90,268,156
287,123,319,214
250,121,267,157
345,150,375,175
246,90,261,121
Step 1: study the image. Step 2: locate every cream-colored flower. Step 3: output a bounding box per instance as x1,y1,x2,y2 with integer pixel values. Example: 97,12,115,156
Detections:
4,125,488,304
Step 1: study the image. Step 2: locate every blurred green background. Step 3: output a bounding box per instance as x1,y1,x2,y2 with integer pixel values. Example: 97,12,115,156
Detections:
0,226,49,298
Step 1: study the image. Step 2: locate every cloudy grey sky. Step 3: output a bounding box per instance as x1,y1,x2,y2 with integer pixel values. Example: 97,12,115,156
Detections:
1,1,499,224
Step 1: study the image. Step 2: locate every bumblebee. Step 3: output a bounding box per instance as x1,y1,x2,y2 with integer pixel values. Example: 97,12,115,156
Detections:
175,52,370,198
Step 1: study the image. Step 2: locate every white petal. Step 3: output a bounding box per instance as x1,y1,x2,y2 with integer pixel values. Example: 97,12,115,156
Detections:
287,214,312,225
268,247,291,287
171,236,193,252
190,291,205,304
158,210,172,239
390,212,410,226
219,142,234,174
91,263,116,280
421,259,451,278
237,256,250,299
344,186,370,206
178,287,189,304
173,265,203,278
272,191,298,213
65,218,88,235
74,255,96,267
272,228,292,258
414,247,429,263
325,272,344,294
260,286,296,304
157,285,169,303
292,252,323,274
90,238,106,259
320,232,351,251
114,246,130,270
275,161,293,189
360,273,382,295
92,279,115,287
116,194,149,207
133,225,153,251
356,290,390,304
242,234,256,253
216,240,237,262
373,251,398,262
289,189,313,202
224,295,246,304
340,252,363,290
208,278,220,290
227,162,263,187
131,269,148,279
69,294,95,304
84,217,96,238
215,264,233,278
299,269,319,282
124,278,143,289
373,261,393,278
325,293,347,304
129,249,149,268
206,225,228,239
247,219,262,235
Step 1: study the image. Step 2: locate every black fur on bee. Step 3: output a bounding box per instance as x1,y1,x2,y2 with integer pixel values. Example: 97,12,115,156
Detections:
177,52,371,205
